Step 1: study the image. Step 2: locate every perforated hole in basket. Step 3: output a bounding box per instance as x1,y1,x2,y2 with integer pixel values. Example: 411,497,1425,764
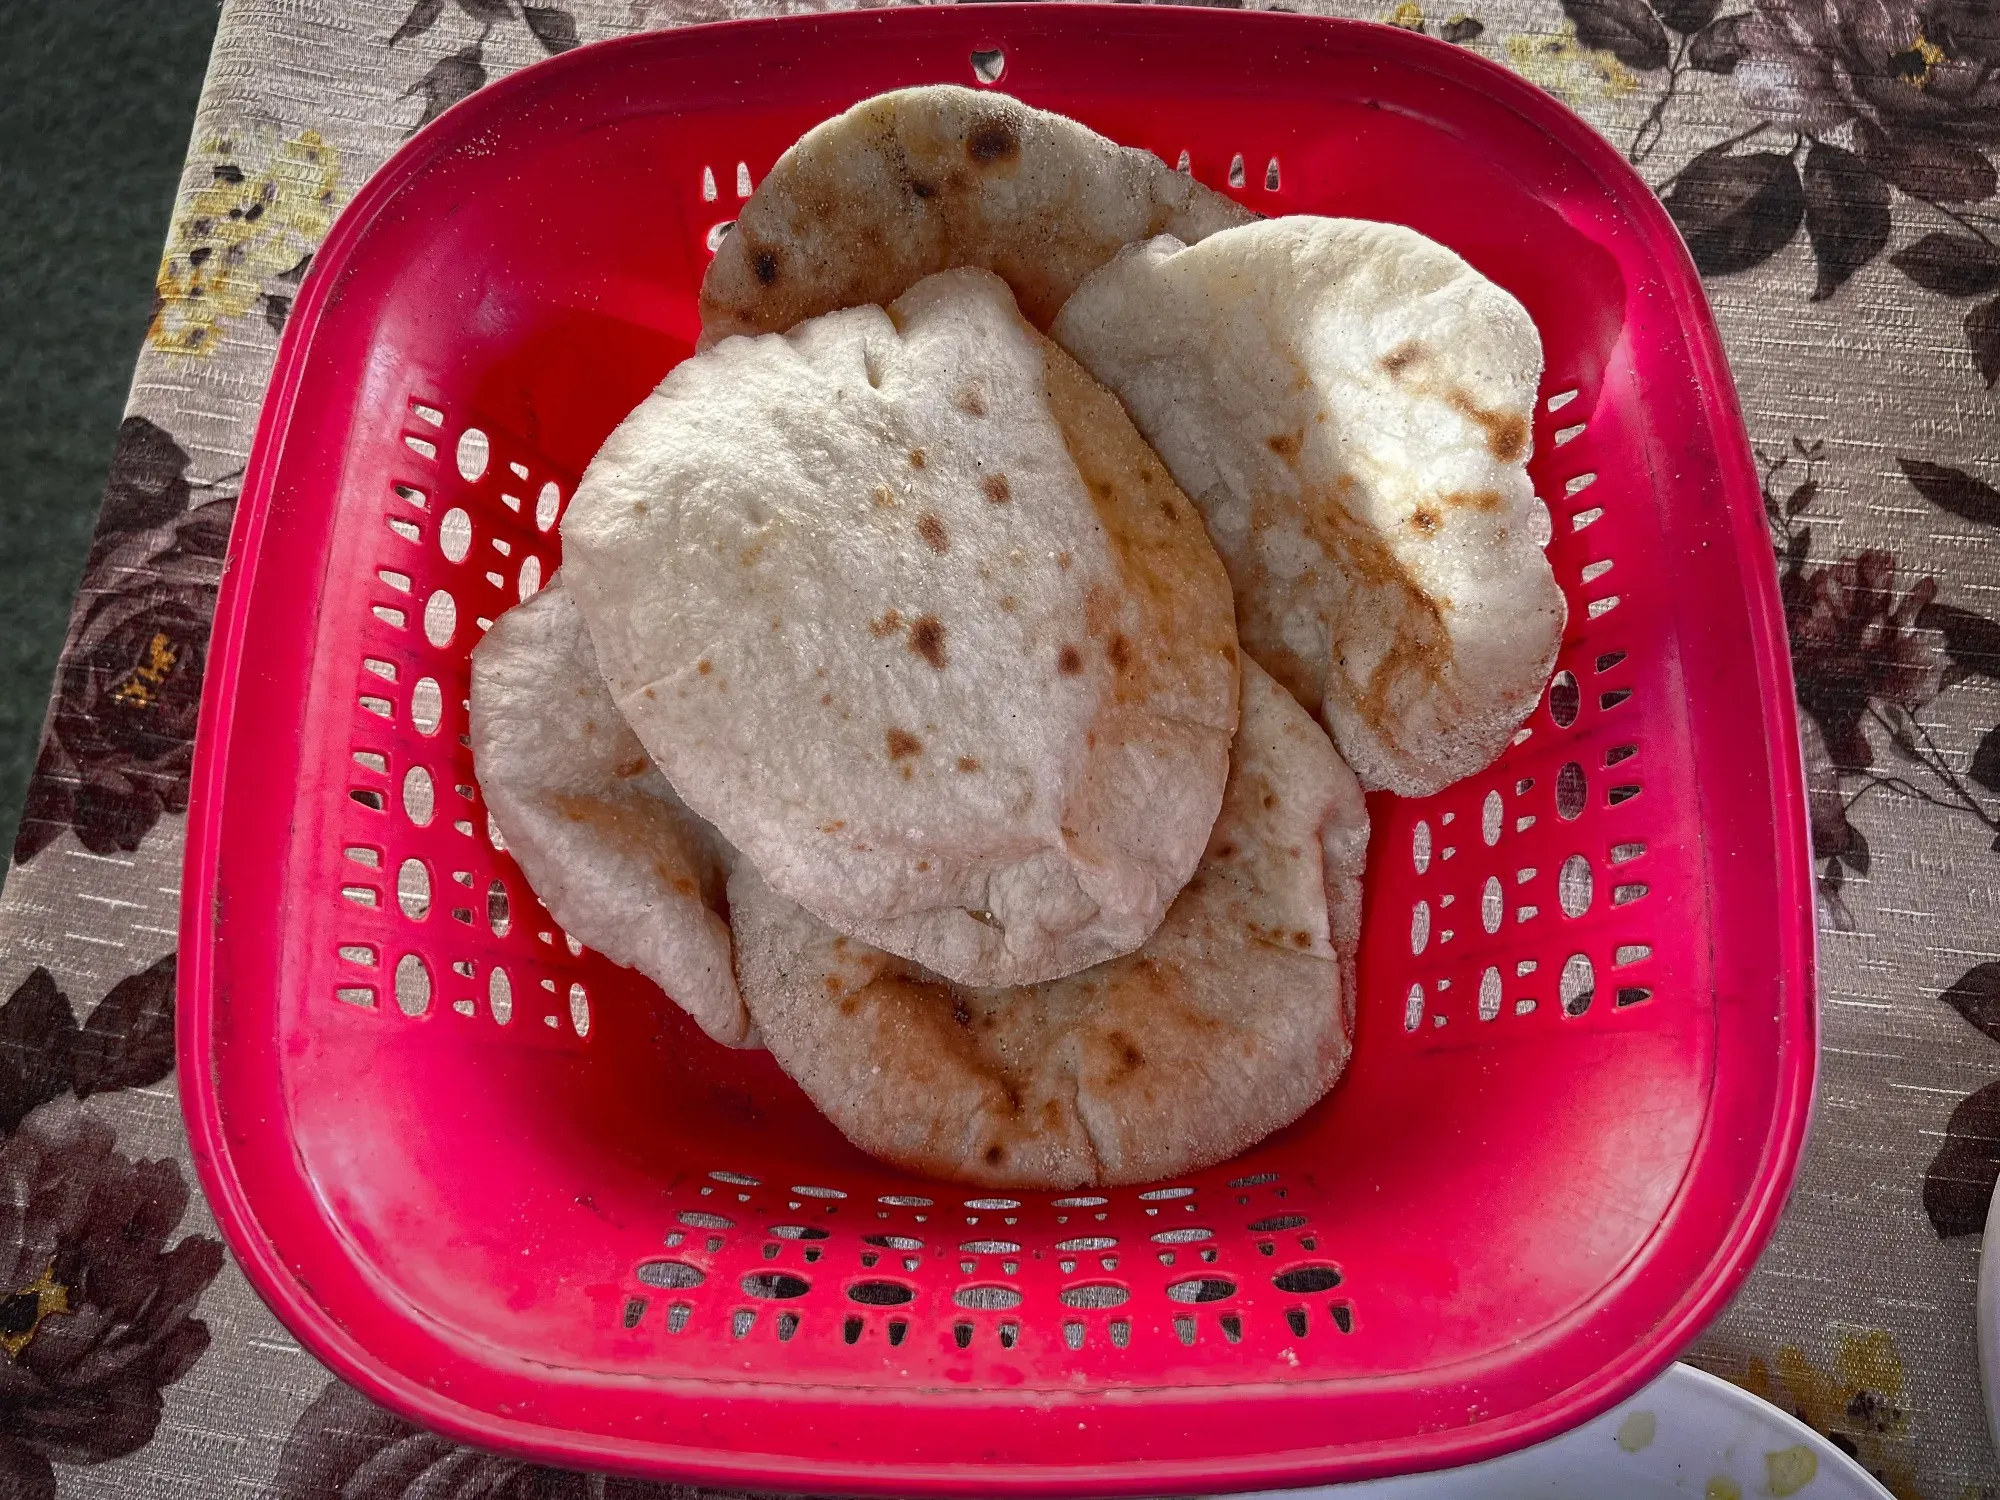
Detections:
208,16,1801,1470
330,409,593,1053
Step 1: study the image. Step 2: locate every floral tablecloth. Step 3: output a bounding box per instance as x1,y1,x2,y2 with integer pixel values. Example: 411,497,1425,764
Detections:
4,0,2000,1494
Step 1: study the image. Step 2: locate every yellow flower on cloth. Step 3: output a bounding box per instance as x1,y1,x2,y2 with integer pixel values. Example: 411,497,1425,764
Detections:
1728,1329,1921,1499
1505,22,1642,105
149,129,342,357
1376,3,1487,44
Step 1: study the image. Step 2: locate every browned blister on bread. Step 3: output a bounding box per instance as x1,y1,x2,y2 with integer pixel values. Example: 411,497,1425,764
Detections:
700,86,1254,344
729,660,1367,1189
1054,218,1564,796
562,269,1239,988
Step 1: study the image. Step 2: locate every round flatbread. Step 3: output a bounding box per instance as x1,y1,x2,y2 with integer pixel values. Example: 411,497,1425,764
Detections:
729,659,1368,1190
561,268,1239,988
699,85,1254,344
469,578,753,1047
1053,217,1566,796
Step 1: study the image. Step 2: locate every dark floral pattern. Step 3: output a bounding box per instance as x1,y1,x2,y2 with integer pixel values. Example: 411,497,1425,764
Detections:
1761,440,2000,1233
1735,0,2000,167
1923,963,2000,1235
1548,0,2000,379
0,960,178,1138
388,0,581,135
12,417,235,867
1786,549,1945,771
0,964,219,1497
0,1097,221,1498
1761,439,2000,927
270,1378,819,1500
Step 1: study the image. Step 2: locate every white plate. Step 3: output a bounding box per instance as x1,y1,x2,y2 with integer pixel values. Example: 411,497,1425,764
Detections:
1250,1363,1892,1499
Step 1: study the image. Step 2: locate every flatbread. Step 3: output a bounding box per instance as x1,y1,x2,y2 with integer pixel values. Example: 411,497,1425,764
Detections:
468,579,753,1047
699,85,1254,344
561,268,1239,988
1052,218,1566,796
729,659,1368,1190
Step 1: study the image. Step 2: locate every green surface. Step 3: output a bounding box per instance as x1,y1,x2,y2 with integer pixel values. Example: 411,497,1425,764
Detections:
0,1,221,850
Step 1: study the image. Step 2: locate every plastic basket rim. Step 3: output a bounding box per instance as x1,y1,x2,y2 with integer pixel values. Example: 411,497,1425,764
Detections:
177,7,1819,1493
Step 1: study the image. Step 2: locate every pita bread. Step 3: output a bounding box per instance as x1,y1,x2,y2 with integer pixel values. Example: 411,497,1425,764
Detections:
1052,218,1566,796
699,85,1254,345
729,659,1368,1190
561,268,1239,988
469,579,753,1047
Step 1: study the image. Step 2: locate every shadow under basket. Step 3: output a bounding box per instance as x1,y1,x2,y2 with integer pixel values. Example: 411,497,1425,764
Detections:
179,8,1817,1495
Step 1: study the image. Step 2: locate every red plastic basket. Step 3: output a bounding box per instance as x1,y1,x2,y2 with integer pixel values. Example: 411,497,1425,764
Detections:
178,8,1817,1493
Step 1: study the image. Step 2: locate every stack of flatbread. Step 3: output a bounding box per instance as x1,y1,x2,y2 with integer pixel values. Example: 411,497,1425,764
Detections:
470,88,1563,1189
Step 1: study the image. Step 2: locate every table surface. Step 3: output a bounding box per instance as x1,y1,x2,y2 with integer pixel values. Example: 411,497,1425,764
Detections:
3,0,1997,1495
